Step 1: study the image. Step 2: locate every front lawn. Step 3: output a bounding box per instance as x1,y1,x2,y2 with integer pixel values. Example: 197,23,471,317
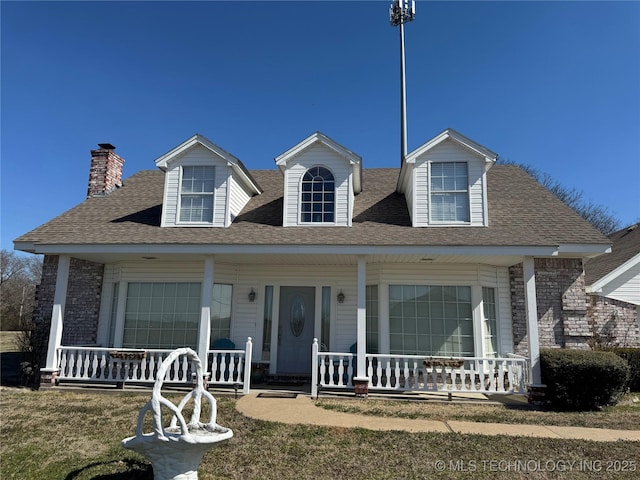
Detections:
316,393,640,431
1,388,639,479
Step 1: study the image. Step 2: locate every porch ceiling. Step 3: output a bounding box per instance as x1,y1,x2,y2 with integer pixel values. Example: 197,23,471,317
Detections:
54,251,527,267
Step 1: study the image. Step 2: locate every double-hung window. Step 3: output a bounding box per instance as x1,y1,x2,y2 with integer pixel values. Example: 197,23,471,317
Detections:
430,162,470,223
301,167,335,223
179,166,215,223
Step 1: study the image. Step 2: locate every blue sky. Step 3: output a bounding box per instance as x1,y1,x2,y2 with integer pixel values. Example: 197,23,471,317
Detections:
2,1,639,252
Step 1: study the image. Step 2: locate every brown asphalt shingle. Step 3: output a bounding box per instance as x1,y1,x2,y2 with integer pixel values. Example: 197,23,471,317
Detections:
15,165,609,248
584,223,640,285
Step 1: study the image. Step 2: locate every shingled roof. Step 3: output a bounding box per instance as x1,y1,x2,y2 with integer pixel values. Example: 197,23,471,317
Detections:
15,165,609,249
584,223,640,285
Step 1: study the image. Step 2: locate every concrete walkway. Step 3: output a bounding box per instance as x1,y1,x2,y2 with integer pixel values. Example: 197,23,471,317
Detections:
236,392,640,442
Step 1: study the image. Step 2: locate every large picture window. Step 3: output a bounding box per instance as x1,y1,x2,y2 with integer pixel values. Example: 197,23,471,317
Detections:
389,285,474,356
430,162,469,222
179,166,215,223
123,282,201,349
301,166,335,223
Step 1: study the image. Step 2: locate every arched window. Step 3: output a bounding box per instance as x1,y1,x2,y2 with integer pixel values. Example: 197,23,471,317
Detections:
301,166,335,223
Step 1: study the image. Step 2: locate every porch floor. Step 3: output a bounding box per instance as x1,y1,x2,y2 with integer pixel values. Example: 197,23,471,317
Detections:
48,380,529,408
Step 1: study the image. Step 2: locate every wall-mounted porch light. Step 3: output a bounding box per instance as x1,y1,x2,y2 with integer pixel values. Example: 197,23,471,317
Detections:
337,290,345,303
248,288,256,302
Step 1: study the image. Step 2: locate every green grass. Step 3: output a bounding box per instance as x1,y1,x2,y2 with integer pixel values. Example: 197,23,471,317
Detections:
1,388,639,479
316,394,640,431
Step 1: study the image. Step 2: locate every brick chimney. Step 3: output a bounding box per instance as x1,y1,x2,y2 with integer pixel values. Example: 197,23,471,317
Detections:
87,143,125,198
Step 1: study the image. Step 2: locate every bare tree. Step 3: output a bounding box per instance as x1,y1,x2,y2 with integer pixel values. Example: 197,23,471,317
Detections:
501,161,620,234
1,250,42,331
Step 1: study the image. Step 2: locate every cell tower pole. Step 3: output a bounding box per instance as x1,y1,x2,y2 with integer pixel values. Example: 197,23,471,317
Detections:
389,0,415,165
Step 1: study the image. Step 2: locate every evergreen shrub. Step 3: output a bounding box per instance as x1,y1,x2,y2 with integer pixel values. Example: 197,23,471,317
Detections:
606,347,640,392
540,349,629,411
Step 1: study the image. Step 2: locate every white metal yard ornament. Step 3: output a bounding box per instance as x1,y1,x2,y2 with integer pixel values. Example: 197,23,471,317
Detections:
122,348,233,480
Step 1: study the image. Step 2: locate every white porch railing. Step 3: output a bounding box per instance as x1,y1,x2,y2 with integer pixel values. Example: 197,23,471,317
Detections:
57,347,191,384
206,337,253,394
312,346,529,397
56,338,253,393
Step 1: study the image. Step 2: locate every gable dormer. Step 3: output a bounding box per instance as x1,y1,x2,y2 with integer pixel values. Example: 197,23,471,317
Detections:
397,129,497,227
275,132,362,227
155,134,261,228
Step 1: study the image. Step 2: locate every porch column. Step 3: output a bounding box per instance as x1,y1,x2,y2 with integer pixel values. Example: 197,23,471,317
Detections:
523,256,542,385
355,256,367,380
113,281,128,348
198,256,215,377
41,255,70,386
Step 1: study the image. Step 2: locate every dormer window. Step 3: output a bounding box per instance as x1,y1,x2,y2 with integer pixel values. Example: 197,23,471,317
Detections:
398,129,496,227
275,132,361,227
179,166,215,223
301,166,335,223
430,162,470,223
156,134,261,228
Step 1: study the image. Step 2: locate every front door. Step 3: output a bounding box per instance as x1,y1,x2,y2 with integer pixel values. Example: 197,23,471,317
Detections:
277,286,315,374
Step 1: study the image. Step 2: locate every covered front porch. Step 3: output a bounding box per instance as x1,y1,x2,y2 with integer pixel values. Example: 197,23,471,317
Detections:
38,250,544,397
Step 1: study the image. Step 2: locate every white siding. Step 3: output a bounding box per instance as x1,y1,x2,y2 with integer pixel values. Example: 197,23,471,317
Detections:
468,160,485,224
232,282,260,347
411,140,487,227
405,164,416,224
98,260,514,362
228,170,252,222
160,145,229,228
380,263,482,285
282,144,352,227
412,162,428,225
599,263,640,306
161,167,179,227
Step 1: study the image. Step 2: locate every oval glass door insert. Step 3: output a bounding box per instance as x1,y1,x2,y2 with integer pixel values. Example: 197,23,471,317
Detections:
290,295,305,337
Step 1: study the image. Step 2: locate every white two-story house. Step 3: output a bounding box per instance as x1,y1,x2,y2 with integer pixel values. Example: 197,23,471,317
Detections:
15,128,616,396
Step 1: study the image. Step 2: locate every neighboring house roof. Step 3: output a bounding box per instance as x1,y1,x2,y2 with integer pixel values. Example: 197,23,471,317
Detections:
584,223,640,290
15,165,609,258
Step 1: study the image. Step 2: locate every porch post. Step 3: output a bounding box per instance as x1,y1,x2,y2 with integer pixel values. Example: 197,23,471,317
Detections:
311,338,319,398
41,255,70,386
242,337,253,394
523,256,542,385
198,256,215,378
355,256,368,380
113,281,128,348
